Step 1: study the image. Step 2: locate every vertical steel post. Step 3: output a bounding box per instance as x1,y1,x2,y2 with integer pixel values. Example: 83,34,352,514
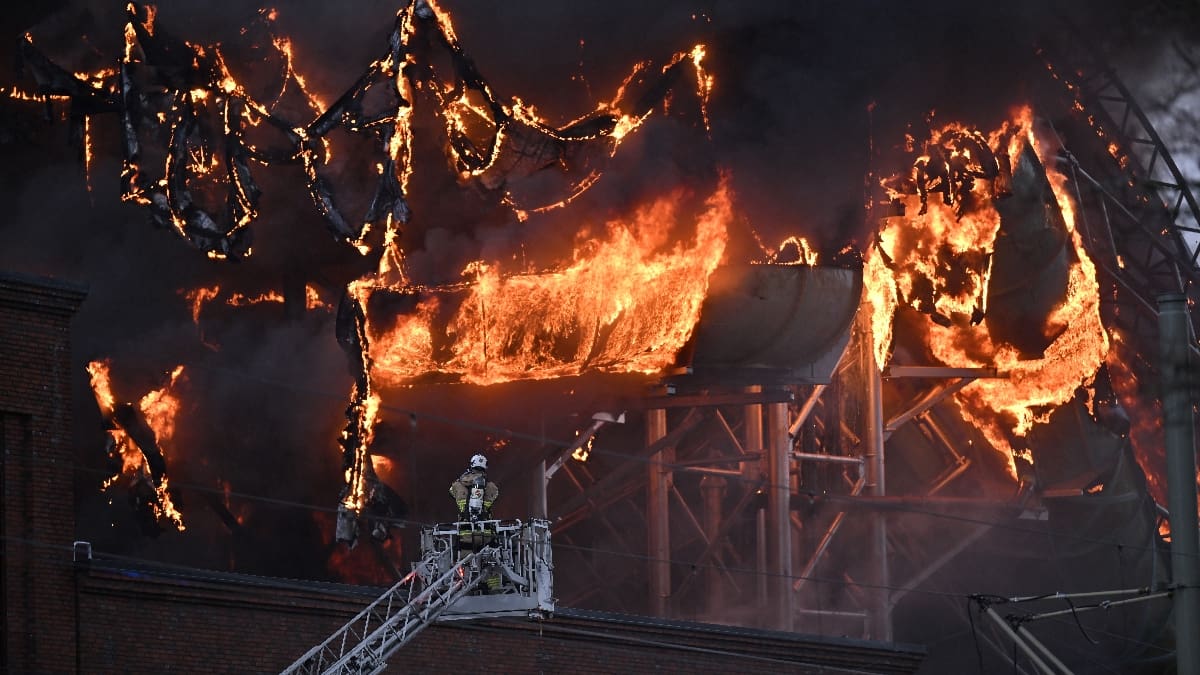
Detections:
744,389,767,610
743,386,764,483
768,400,793,630
756,507,768,611
646,408,672,618
1159,293,1200,675
700,475,727,616
532,460,547,520
862,312,892,641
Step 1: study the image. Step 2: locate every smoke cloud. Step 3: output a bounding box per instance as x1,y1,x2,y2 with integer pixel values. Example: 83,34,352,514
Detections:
0,0,1167,599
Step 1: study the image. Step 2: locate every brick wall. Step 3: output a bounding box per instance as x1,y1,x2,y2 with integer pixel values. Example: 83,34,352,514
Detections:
76,561,924,674
0,272,87,675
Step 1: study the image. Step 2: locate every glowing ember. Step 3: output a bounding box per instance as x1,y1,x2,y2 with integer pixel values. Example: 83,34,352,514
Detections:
181,284,332,321
572,436,594,463
227,290,285,306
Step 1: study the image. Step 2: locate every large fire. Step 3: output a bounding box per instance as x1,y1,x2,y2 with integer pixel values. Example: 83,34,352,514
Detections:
362,178,732,387
865,107,1110,476
16,1,713,260
86,359,187,531
19,0,1165,580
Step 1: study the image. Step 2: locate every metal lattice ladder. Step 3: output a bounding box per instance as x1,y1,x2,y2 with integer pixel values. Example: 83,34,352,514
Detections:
282,519,554,675
281,549,491,675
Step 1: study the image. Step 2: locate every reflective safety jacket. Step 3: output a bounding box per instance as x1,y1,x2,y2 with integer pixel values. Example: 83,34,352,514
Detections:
449,468,499,519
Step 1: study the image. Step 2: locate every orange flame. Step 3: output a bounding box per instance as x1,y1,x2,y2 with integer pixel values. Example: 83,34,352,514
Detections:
227,290,285,306
865,106,1109,476
364,176,733,387
87,360,187,530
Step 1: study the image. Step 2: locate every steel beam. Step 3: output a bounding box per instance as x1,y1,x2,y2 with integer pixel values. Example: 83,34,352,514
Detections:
767,401,793,630
864,324,892,642
883,378,971,440
700,475,727,615
787,384,828,438
744,387,767,611
884,365,1003,379
1159,293,1200,675
633,388,794,409
646,408,672,618
793,476,867,593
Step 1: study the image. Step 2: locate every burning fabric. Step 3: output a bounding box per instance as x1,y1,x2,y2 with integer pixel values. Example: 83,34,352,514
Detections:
86,359,186,535
867,107,1109,477
348,178,733,388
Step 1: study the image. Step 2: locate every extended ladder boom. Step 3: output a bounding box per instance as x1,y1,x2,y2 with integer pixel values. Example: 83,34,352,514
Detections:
281,549,490,675
283,519,553,674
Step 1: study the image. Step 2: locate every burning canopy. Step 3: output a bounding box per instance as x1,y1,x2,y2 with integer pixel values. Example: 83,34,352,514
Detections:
356,179,733,387
867,107,1109,477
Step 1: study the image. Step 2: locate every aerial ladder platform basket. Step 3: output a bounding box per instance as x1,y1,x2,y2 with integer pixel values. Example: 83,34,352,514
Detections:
281,518,553,675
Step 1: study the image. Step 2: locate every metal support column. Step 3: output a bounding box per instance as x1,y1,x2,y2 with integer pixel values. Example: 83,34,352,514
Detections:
1159,293,1200,675
744,386,764,482
532,460,547,519
744,387,767,610
700,475,727,616
767,400,793,630
864,319,892,641
646,408,672,618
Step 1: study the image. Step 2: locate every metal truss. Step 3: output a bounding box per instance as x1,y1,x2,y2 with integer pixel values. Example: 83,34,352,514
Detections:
1040,23,1200,356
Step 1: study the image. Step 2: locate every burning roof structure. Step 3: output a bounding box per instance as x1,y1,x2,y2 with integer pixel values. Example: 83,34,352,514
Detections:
5,0,1200,671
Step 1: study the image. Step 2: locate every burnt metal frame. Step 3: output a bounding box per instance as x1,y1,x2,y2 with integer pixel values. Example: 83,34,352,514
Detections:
791,365,1006,611
541,29,1200,652
1039,32,1200,356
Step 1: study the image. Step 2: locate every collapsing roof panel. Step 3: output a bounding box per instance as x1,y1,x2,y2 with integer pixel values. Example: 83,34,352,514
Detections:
684,264,862,383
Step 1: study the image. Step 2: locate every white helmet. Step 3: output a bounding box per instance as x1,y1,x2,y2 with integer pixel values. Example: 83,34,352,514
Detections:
469,453,488,470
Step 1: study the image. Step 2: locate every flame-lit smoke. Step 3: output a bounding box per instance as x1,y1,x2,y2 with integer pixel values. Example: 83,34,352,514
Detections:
866,106,1109,476
86,359,187,531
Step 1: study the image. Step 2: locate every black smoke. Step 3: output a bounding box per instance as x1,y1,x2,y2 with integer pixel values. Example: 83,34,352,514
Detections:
0,0,1172,597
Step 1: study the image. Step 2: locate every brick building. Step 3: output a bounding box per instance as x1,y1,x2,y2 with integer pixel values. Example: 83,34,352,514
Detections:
1,271,925,674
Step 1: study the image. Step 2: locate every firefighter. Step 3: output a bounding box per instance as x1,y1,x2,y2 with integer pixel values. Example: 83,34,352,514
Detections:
449,453,499,521
449,454,503,593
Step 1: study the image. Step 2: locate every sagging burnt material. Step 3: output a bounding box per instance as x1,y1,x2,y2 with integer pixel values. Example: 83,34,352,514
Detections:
985,141,1072,359
85,361,186,535
913,126,1008,217
683,264,863,383
18,1,711,259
